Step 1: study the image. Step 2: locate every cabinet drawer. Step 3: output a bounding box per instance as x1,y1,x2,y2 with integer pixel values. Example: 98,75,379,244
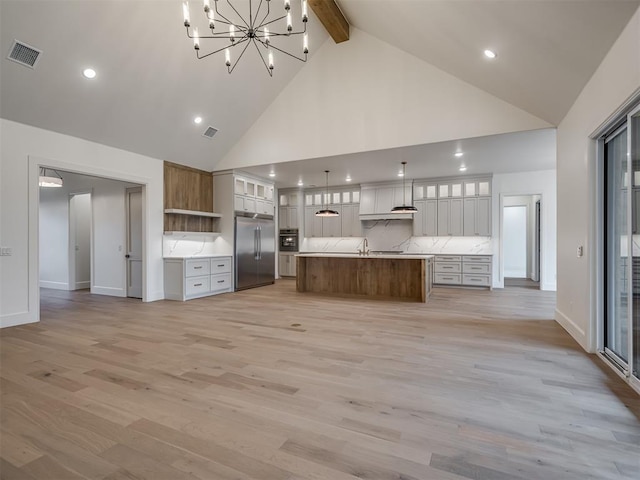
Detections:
185,259,211,277
434,263,461,273
185,275,210,296
462,263,491,274
434,273,462,285
462,255,492,263
462,274,491,287
210,273,232,293
435,255,461,262
211,258,231,274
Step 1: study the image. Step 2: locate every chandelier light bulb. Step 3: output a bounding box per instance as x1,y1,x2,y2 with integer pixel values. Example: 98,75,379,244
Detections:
208,10,215,29
264,27,270,44
225,48,231,66
229,24,235,42
193,28,200,50
302,0,308,22
203,0,210,12
284,0,291,11
183,2,191,26
287,12,293,32
303,33,308,54
268,50,274,70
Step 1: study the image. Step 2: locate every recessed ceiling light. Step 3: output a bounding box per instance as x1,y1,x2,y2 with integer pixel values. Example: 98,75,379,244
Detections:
269,172,276,177
297,180,303,186
454,152,464,157
484,49,497,59
194,116,203,124
82,68,96,79
345,176,352,182
459,166,467,172
398,171,404,177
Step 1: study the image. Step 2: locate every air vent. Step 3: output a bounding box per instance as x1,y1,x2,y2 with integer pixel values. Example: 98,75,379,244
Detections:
202,126,218,138
7,40,41,69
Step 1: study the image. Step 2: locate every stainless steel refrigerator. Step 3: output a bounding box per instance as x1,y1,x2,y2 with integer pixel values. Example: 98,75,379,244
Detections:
234,215,275,290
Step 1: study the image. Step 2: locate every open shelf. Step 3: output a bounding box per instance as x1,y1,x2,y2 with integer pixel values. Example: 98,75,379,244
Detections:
164,231,221,236
164,209,222,218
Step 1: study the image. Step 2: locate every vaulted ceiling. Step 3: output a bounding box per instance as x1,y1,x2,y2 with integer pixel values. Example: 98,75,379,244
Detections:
1,1,638,187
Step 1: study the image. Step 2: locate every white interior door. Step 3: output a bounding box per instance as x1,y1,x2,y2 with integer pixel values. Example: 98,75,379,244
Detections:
503,205,527,278
69,193,91,290
126,187,143,298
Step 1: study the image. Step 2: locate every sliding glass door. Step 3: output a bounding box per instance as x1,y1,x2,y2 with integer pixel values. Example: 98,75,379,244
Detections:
602,102,640,389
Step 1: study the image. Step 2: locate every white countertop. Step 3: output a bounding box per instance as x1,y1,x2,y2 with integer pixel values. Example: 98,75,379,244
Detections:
296,253,435,260
163,255,231,259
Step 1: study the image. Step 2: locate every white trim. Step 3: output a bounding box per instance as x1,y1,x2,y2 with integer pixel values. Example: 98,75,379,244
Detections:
0,311,38,329
74,281,90,290
555,308,590,352
630,374,640,396
39,281,69,290
91,286,126,297
596,351,628,381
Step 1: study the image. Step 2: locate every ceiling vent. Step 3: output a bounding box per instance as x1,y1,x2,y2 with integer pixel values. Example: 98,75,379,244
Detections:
202,126,218,139
7,40,42,69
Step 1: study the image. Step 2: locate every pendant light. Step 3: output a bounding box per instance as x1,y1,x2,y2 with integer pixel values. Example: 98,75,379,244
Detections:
391,161,418,213
39,167,63,188
315,170,340,217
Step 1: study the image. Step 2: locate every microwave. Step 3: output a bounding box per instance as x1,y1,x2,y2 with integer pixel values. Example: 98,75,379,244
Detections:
279,229,299,252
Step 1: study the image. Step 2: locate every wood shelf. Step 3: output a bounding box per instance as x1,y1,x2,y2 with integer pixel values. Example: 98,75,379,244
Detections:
164,231,221,236
164,209,222,218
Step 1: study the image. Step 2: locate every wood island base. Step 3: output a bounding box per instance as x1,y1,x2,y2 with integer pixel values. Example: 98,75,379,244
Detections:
296,254,433,302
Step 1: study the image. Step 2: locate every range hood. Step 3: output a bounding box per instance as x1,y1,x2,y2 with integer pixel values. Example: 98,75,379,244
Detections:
359,212,414,221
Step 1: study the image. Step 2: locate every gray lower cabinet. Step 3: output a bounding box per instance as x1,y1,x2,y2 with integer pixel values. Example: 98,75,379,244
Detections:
164,256,233,301
433,255,492,288
279,253,297,277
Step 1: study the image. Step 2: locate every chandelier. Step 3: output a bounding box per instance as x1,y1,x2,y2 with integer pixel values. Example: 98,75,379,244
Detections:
391,162,417,213
182,0,309,76
316,170,339,217
39,167,63,188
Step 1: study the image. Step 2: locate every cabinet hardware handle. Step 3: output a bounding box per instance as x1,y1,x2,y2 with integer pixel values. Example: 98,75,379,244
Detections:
194,266,203,269
194,283,203,287
217,264,225,267
217,280,225,283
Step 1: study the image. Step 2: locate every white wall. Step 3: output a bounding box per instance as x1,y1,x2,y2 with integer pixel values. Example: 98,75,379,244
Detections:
39,187,70,289
217,28,550,170
70,193,91,289
0,119,165,329
556,10,640,352
492,170,557,291
503,205,528,278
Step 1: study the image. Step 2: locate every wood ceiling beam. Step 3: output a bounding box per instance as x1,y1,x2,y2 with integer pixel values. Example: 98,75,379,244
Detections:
308,0,350,43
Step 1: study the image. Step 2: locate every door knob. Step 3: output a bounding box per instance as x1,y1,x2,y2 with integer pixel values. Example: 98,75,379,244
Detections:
125,254,130,258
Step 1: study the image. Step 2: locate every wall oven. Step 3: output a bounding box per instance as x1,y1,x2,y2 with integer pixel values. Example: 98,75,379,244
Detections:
279,229,299,252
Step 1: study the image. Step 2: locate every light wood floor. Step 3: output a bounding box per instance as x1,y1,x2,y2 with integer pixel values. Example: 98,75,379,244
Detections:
1,282,639,480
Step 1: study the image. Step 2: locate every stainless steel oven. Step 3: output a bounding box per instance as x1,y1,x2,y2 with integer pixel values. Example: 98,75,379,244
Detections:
279,229,299,252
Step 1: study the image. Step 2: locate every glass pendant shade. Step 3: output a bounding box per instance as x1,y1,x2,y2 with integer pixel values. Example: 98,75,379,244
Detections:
39,168,63,187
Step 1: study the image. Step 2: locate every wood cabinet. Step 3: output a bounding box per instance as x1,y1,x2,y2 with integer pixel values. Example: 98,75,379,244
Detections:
164,256,232,301
279,252,297,277
164,161,221,234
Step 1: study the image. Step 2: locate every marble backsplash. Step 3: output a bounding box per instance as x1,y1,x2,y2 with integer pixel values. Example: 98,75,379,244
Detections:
163,234,230,257
301,219,493,255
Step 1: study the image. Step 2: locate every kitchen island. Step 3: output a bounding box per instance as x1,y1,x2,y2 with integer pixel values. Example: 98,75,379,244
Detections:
296,253,434,302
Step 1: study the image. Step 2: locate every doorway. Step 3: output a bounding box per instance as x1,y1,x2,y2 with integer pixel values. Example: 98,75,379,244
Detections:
126,187,143,298
69,192,91,290
502,195,542,289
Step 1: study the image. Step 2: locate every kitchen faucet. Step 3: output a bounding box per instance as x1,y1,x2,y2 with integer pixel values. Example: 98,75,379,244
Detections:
358,238,370,256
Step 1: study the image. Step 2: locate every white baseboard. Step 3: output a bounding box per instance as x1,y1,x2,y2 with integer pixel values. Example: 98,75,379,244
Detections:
91,286,126,297
541,281,557,291
555,308,590,352
1,311,38,329
74,281,90,290
39,280,69,290
145,290,165,302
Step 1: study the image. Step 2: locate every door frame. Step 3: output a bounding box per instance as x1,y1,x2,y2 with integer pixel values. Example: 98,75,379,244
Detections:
125,186,143,298
68,190,93,291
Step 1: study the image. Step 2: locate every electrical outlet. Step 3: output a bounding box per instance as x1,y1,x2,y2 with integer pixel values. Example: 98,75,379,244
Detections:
0,247,12,256
576,246,583,258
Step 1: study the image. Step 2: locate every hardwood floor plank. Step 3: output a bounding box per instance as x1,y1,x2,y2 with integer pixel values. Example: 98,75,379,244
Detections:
1,283,638,480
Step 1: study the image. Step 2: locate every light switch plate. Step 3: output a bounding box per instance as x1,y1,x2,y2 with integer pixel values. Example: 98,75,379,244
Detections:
577,246,583,257
0,247,12,256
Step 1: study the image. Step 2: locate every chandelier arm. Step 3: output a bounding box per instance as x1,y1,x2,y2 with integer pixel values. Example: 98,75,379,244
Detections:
196,37,249,60
259,14,288,28
255,0,271,31
257,39,308,62
261,21,307,37
213,1,244,29
250,39,274,77
227,38,254,74
225,0,250,29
